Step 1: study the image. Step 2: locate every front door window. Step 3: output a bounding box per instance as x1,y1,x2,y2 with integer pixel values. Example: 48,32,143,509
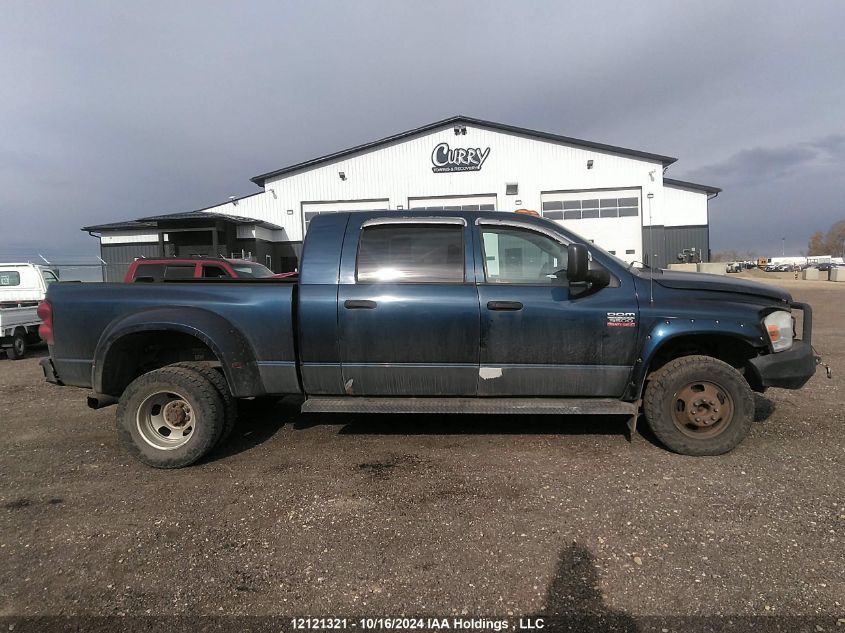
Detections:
481,227,568,284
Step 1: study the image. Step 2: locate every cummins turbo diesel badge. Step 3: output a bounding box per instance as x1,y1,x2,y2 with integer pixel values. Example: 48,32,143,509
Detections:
607,312,636,327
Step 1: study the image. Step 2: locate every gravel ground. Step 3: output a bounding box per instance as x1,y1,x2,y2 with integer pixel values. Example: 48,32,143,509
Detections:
0,278,842,631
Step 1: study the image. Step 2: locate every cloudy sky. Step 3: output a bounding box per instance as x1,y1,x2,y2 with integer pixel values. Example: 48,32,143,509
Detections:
1,0,843,262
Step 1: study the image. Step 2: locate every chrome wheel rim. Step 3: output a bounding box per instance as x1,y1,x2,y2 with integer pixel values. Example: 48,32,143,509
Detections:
136,390,196,450
671,380,735,439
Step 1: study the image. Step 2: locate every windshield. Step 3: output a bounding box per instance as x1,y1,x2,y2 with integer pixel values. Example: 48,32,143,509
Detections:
229,263,275,278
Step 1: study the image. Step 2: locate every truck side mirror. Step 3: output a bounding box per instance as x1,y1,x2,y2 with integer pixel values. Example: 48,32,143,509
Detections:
567,244,590,282
567,243,610,288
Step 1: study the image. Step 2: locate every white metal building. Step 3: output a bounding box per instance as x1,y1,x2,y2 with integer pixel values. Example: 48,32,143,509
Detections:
85,116,720,278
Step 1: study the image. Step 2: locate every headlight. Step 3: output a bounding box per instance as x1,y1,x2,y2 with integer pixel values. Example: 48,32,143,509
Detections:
764,310,794,352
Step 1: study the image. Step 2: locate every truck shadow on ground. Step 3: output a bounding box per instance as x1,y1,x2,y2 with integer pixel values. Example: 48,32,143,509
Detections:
205,397,297,462
206,393,776,461
532,541,638,632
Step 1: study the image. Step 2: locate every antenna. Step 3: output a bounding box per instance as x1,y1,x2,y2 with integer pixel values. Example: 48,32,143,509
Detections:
647,193,655,304
38,253,51,264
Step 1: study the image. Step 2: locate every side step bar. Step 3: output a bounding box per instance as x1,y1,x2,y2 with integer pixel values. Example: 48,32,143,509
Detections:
301,396,639,417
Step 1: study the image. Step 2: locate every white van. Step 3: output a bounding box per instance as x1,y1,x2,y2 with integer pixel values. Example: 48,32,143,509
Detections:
0,263,59,359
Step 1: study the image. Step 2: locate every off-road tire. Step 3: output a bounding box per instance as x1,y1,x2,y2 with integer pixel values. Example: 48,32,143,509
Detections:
170,362,238,445
6,329,26,360
116,366,226,468
643,355,754,456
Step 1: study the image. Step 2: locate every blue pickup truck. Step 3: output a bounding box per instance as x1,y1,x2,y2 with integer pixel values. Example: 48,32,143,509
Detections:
40,210,820,467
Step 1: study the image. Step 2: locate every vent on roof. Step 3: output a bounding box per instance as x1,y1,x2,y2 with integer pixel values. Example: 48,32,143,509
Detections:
505,183,518,196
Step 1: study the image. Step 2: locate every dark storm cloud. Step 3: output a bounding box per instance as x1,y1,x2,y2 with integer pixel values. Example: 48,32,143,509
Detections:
691,135,845,186
1,0,843,260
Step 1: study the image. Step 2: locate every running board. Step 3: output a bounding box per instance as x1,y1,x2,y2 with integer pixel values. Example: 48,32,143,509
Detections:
301,397,639,416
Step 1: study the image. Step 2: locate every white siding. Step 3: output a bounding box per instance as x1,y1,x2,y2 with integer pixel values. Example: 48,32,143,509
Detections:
662,184,709,226
100,231,159,245
235,224,285,242
246,123,667,242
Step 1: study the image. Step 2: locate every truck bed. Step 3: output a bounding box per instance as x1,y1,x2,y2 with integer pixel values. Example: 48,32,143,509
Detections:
0,305,40,332
47,280,299,396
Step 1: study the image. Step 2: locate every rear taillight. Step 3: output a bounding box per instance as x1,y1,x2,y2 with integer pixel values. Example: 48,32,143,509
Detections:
37,300,54,345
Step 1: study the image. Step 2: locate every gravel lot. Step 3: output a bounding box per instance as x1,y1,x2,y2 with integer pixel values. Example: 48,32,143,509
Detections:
0,277,842,630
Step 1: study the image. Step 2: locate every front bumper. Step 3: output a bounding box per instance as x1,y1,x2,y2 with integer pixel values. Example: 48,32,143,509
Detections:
40,357,62,385
748,340,817,390
747,301,819,390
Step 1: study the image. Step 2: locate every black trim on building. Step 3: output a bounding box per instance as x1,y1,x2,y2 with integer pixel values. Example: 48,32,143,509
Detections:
251,115,678,186
663,178,722,194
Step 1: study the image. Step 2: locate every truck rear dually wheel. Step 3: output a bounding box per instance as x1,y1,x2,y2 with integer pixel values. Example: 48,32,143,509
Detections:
170,362,237,445
643,355,754,455
116,366,225,468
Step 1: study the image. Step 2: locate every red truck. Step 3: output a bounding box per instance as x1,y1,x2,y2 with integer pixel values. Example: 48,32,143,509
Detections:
124,257,295,282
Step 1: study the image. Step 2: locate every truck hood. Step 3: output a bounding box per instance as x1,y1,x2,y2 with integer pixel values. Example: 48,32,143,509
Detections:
648,270,791,303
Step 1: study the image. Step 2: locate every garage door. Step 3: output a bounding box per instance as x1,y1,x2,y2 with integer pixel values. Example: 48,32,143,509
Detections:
302,199,389,233
408,194,497,211
540,189,641,260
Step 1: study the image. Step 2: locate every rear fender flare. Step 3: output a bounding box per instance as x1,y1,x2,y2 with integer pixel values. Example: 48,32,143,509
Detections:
92,307,262,397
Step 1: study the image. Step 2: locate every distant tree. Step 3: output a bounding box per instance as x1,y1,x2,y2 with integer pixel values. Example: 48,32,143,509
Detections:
808,231,826,256
808,220,845,256
712,250,741,262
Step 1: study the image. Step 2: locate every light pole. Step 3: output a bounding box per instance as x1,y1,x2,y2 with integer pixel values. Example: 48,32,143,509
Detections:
782,237,785,257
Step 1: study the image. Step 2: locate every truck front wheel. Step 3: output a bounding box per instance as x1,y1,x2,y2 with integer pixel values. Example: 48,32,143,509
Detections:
116,366,226,468
643,355,754,455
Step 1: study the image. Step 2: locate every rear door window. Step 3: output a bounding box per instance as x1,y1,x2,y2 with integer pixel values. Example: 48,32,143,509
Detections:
356,224,464,283
163,265,196,280
202,265,230,278
133,264,166,281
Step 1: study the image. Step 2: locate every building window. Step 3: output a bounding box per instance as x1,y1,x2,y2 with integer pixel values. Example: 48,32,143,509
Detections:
505,183,519,195
304,210,336,232
542,196,638,220
356,224,464,283
410,204,494,211
626,249,635,254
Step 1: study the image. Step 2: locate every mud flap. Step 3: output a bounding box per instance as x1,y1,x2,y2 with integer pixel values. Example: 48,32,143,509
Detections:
626,400,642,442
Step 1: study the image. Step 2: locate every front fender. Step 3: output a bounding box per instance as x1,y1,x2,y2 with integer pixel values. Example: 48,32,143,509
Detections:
626,317,767,399
93,306,263,397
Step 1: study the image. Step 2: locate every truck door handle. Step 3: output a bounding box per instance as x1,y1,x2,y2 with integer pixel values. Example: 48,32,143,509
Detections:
344,299,378,309
487,300,523,311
